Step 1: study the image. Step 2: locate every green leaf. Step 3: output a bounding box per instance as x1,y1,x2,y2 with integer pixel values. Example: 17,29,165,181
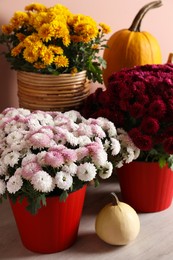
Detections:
41,194,47,206
59,191,68,202
159,157,167,168
94,178,100,188
26,196,43,215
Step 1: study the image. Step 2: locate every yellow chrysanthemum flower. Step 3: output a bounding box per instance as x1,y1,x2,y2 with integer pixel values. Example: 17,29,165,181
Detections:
49,4,72,19
72,15,99,43
23,47,39,63
1,24,13,34
70,67,78,75
92,44,99,50
23,34,42,48
54,55,69,68
11,42,24,56
62,35,71,47
99,23,111,34
49,20,69,41
10,11,29,29
38,24,53,42
39,46,54,65
33,62,46,69
48,46,63,55
29,12,49,30
16,33,26,42
25,3,47,12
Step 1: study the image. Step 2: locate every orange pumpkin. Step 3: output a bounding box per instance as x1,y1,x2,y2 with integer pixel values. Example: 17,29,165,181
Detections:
103,0,162,87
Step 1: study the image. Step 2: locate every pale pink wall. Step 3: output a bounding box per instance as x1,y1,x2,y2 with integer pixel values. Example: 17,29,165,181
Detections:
0,0,172,112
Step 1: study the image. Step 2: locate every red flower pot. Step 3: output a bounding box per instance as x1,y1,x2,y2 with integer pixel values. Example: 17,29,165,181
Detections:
117,162,173,212
9,185,87,254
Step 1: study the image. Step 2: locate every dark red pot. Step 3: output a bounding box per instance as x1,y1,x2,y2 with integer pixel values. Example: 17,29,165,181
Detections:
117,162,173,213
9,185,87,254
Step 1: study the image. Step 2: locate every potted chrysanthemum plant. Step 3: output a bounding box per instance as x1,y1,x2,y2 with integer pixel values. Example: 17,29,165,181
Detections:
0,3,111,111
0,107,138,253
80,63,173,213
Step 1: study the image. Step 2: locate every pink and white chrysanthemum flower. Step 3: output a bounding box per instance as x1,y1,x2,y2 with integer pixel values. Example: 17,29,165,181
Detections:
76,147,89,160
55,171,73,190
8,120,28,133
28,118,43,131
0,161,8,176
0,129,5,139
54,126,67,144
62,163,78,176
21,153,37,166
32,112,54,126
47,139,58,149
117,128,140,160
64,110,84,122
4,119,19,134
3,151,21,167
103,139,110,151
99,162,113,179
11,140,27,152
14,167,22,176
36,151,47,165
6,131,25,148
15,108,31,117
96,117,117,137
92,148,108,167
65,132,78,146
107,122,118,137
110,138,121,156
6,175,23,194
54,114,69,127
1,148,13,157
67,120,79,132
77,162,97,181
88,117,104,127
22,162,41,180
45,151,64,168
38,126,54,139
28,132,51,148
31,170,54,193
2,107,30,118
77,123,93,137
116,161,124,168
86,140,107,166
91,124,106,139
78,136,92,146
126,147,140,163
0,179,6,195
61,148,77,163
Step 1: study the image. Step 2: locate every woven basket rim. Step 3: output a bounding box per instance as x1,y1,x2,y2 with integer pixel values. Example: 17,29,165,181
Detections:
17,70,87,78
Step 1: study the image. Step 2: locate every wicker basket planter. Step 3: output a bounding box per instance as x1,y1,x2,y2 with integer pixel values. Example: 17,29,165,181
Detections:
17,70,90,112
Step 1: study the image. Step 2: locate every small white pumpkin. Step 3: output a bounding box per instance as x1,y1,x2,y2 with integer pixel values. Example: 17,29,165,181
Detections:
95,193,140,245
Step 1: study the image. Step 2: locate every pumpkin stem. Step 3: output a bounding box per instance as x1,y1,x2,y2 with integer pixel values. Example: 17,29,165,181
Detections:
111,192,119,206
129,1,162,32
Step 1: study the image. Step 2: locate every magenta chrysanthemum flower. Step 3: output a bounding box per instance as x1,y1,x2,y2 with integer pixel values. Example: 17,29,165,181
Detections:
140,117,159,135
163,137,173,154
129,128,153,151
149,99,166,119
129,102,145,119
